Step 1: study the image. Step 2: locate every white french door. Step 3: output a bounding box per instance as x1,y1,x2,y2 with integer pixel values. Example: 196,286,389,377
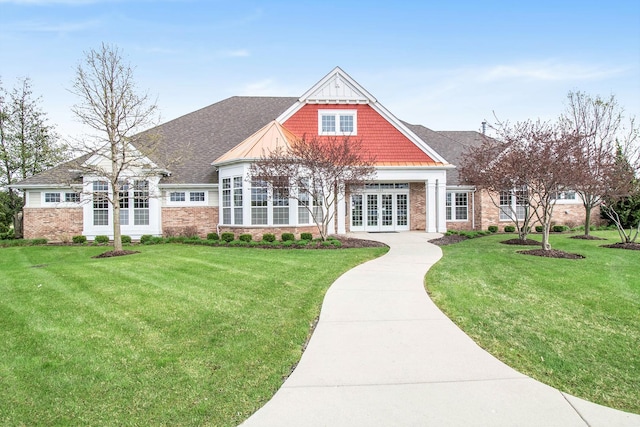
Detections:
351,191,409,232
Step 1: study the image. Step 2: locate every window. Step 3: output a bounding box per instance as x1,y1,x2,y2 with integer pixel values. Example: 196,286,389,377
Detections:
272,177,289,225
65,192,80,203
446,192,468,221
93,181,109,226
45,193,61,203
190,191,205,202
500,190,527,221
133,180,149,225
170,192,186,202
553,191,576,200
119,182,130,225
233,177,243,225
319,110,357,135
251,180,268,225
351,194,363,227
222,178,231,224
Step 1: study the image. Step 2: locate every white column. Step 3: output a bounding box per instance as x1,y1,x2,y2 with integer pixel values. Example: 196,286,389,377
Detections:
436,179,447,233
425,180,438,232
337,192,346,234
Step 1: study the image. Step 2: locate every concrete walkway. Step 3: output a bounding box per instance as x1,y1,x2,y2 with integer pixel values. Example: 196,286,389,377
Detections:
241,232,640,427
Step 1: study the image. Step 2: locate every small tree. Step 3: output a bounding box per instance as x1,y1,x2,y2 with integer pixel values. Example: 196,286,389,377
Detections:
70,43,161,252
560,92,627,236
248,135,376,240
0,77,67,235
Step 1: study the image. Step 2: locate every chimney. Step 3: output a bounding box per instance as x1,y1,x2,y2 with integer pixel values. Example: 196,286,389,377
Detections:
481,121,487,135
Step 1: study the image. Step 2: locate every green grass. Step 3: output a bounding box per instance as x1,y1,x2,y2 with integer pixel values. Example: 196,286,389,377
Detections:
426,231,639,414
0,244,387,426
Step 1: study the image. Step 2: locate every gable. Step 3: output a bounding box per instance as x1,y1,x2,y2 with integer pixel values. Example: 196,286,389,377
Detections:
283,104,442,165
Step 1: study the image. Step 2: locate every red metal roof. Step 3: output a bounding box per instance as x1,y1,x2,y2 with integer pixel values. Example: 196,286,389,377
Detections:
283,104,440,165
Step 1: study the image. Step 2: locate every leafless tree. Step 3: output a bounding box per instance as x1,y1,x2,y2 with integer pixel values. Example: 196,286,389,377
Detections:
70,43,161,251
560,91,631,236
248,135,376,240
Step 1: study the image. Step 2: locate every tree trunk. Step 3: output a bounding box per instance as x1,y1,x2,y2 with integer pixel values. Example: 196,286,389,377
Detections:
541,223,551,251
13,211,23,239
584,205,592,237
113,203,122,251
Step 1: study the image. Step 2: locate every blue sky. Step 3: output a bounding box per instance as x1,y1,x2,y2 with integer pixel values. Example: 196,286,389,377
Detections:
1,0,639,141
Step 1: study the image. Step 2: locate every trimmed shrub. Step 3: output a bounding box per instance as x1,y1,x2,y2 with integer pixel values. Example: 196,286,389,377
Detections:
121,235,132,244
282,240,294,247
239,234,252,243
221,232,235,243
504,225,516,233
488,225,498,233
262,233,276,242
330,239,342,247
552,225,569,233
72,235,87,244
295,239,309,246
207,232,219,241
95,235,109,244
140,234,153,244
300,232,313,241
535,225,544,233
281,233,295,242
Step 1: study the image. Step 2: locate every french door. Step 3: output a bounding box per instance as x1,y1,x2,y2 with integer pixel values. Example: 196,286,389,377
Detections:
351,192,409,232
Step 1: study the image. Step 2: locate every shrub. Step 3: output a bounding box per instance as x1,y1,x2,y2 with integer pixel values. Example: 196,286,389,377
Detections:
535,225,544,233
282,240,294,247
504,225,516,233
239,234,252,242
0,229,15,240
221,232,235,243
140,234,153,244
295,239,309,246
300,232,313,241
321,240,332,247
552,225,569,233
72,235,87,244
150,236,164,244
281,233,295,242
31,238,48,245
95,235,109,244
207,232,219,241
121,235,132,244
330,239,342,247
488,225,498,233
262,233,276,242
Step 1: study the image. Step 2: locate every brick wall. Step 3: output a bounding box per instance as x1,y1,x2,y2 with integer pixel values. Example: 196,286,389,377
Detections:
217,225,320,241
23,208,83,241
161,207,219,238
409,182,426,231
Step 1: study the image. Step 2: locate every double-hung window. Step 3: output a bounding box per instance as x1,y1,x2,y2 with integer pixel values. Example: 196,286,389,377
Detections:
222,177,243,225
133,180,149,226
119,181,130,225
93,181,109,226
272,177,289,225
319,110,357,135
233,177,243,224
251,180,268,225
499,190,527,221
446,192,468,221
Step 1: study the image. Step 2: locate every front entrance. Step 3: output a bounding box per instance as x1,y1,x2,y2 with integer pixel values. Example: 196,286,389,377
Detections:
350,183,410,232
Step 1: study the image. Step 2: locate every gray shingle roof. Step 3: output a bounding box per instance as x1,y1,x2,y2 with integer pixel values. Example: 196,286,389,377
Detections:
403,122,485,185
16,96,298,187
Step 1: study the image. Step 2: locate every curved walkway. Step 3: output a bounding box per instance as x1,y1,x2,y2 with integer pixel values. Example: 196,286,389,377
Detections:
241,232,640,426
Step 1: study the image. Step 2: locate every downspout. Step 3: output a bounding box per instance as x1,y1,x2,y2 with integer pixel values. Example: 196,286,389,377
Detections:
471,188,476,230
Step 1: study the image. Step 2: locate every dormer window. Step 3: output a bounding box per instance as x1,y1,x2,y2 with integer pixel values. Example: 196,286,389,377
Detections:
318,110,357,135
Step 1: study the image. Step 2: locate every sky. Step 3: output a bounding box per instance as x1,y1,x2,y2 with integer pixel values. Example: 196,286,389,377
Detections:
1,0,639,142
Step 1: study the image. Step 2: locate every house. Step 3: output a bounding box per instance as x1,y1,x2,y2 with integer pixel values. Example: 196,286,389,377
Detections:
13,67,588,241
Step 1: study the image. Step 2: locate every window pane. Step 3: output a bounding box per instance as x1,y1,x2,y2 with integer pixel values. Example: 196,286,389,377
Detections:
64,193,80,203
134,209,149,225
93,209,108,226
190,192,205,202
396,194,407,226
351,194,363,227
321,115,335,133
251,208,268,225
170,192,185,202
45,193,61,203
120,209,129,225
223,207,231,224
340,115,353,133
234,207,243,225
273,207,289,225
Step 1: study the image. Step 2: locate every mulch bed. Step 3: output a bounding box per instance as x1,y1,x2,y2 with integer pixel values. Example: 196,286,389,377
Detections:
570,235,607,241
517,249,585,259
92,250,141,258
254,237,388,249
601,242,640,251
428,235,469,246
500,238,542,246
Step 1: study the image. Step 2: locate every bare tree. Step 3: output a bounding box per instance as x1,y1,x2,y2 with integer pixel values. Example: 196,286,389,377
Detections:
560,92,629,236
70,43,161,251
0,77,66,236
248,135,376,240
461,119,580,250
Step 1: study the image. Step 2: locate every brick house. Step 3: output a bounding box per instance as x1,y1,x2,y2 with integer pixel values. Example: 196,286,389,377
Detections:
12,67,588,241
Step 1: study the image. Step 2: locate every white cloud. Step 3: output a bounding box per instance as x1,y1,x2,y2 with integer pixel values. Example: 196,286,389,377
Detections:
221,49,250,58
478,61,627,82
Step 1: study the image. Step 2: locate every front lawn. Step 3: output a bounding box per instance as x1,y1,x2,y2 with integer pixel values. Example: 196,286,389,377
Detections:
426,231,639,414
0,244,387,426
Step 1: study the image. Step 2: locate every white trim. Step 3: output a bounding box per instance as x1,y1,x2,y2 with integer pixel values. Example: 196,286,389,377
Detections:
317,109,358,136
165,190,208,207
